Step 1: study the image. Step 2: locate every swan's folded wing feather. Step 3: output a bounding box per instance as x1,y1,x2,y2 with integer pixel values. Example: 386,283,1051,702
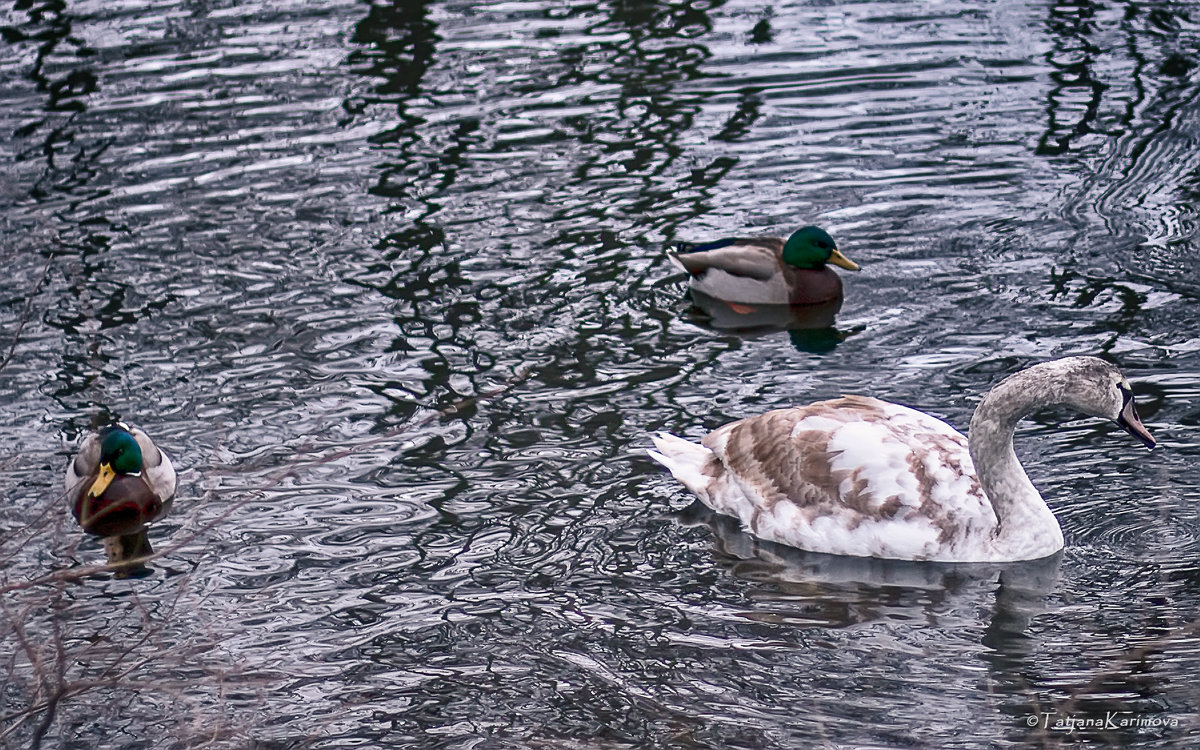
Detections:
699,397,993,560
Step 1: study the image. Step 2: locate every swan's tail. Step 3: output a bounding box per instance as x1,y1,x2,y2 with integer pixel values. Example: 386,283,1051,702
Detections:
647,432,715,497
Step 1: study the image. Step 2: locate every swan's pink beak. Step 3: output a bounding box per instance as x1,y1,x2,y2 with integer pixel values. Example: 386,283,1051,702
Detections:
1117,396,1155,449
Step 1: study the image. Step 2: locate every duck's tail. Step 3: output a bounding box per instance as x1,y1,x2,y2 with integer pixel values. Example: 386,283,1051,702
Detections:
648,432,716,497
667,238,736,274
665,250,688,273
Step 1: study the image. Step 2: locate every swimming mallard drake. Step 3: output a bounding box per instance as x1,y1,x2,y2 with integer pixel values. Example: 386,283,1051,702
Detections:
65,423,176,570
668,226,859,310
649,357,1156,563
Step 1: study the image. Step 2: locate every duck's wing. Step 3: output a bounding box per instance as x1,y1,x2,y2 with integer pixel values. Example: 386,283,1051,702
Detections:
65,432,101,493
697,396,993,560
131,427,177,503
669,238,783,280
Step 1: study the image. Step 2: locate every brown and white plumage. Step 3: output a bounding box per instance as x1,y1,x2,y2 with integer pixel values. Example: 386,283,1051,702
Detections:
649,357,1156,563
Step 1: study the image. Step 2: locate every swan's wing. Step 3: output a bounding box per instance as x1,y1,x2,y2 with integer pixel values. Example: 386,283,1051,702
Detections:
699,396,994,560
669,238,782,280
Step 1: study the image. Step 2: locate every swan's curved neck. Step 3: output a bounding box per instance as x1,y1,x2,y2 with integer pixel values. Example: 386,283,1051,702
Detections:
968,368,1065,560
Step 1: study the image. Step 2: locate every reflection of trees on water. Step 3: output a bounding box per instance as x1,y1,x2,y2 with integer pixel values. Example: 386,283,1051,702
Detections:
2,2,151,412
545,0,732,247
337,9,750,692
1040,0,1200,290
345,0,739,254
347,0,442,215
1037,0,1198,159
343,1,741,425
1036,0,1108,157
345,1,473,421
346,0,448,258
496,1,747,439
3,0,101,200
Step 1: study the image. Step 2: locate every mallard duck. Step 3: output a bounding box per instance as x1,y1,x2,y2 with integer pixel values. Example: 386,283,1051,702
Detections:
669,226,859,310
65,423,176,570
649,357,1156,563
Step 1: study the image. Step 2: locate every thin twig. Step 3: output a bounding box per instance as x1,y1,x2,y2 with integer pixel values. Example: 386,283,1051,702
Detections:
0,249,54,375
1059,615,1200,716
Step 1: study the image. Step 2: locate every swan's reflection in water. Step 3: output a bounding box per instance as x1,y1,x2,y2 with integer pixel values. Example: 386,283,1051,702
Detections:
679,503,1185,744
677,500,1062,693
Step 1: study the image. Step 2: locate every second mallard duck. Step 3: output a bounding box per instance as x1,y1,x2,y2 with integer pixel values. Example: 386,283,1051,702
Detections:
669,226,859,309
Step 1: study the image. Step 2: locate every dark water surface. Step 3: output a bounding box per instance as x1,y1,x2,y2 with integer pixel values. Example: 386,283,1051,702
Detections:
2,0,1200,747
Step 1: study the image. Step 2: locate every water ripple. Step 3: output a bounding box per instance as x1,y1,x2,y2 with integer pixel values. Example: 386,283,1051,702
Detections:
2,0,1199,747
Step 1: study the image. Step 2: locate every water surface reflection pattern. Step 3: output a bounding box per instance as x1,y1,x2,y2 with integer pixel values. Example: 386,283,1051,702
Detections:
2,0,1200,746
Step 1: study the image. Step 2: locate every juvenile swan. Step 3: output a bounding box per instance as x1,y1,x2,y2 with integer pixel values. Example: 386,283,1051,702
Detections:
649,357,1156,562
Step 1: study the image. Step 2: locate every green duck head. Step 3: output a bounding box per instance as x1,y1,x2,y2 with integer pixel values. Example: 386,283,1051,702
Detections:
88,425,145,498
781,226,859,271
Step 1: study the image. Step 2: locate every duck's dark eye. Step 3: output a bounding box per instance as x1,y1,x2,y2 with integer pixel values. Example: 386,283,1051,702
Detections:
817,241,829,249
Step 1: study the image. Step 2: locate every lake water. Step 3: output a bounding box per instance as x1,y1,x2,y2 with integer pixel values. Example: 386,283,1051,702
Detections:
2,0,1199,747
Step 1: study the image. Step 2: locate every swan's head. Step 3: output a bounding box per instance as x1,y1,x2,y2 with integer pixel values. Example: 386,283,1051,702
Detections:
781,226,859,271
1055,357,1156,449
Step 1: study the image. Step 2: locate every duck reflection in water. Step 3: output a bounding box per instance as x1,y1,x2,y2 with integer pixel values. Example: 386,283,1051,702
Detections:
684,290,860,354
